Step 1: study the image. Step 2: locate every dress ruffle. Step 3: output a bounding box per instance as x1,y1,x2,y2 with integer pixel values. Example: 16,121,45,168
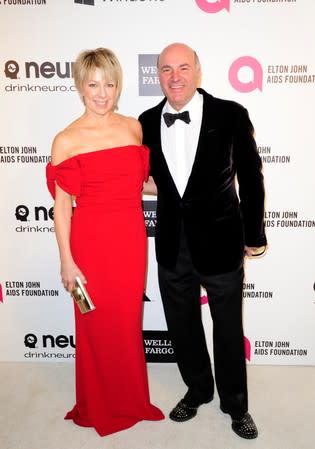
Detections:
46,158,81,199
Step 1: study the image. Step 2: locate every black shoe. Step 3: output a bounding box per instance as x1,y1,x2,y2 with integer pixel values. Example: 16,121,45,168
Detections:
169,397,213,422
231,413,258,439
169,400,198,422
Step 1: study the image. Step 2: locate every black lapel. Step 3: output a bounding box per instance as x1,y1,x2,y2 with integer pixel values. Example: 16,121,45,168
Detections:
183,89,217,198
149,99,182,198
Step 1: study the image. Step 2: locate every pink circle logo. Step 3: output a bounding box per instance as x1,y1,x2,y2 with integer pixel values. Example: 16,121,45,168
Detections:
195,0,230,13
229,56,263,92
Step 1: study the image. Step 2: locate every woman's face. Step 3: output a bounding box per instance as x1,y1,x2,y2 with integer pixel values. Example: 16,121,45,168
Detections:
81,67,117,116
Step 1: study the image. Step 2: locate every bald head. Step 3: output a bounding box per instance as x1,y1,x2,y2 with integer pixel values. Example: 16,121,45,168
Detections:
157,42,201,111
157,43,200,70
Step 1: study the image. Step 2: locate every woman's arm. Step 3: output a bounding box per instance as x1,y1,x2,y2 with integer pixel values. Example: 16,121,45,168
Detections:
53,185,85,292
51,133,85,292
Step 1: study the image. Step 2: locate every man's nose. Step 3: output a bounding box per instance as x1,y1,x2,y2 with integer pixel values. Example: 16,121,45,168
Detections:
170,69,181,81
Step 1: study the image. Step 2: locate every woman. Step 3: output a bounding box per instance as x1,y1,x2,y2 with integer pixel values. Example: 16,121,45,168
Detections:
46,47,163,436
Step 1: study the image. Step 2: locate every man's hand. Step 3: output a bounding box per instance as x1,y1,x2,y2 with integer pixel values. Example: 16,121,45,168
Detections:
244,246,267,257
143,176,157,195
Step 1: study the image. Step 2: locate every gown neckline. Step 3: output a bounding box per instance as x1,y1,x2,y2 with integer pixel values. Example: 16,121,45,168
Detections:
50,144,148,168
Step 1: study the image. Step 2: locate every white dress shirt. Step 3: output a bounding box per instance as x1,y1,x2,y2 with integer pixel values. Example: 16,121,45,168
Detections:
161,91,203,197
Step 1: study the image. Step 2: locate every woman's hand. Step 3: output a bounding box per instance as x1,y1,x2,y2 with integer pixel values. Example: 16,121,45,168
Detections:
60,261,86,293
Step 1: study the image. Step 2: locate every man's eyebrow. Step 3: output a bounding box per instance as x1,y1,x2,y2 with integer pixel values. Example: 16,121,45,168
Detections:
160,63,191,69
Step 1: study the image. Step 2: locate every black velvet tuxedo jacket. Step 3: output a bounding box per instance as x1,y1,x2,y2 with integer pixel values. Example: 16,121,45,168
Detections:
139,88,267,275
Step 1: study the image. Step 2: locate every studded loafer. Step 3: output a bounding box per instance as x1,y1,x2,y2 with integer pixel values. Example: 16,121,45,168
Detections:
169,400,199,422
231,412,258,439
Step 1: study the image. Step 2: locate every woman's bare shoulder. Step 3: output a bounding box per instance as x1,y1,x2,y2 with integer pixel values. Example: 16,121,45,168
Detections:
124,114,140,126
117,114,142,141
51,125,79,165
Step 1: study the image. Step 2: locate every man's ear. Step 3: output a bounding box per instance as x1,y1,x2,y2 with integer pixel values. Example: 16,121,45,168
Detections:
197,69,202,88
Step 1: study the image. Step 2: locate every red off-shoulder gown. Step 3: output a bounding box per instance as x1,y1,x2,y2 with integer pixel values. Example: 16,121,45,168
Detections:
46,145,164,436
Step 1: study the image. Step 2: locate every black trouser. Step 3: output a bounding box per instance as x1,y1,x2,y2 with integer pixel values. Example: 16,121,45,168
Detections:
158,228,248,419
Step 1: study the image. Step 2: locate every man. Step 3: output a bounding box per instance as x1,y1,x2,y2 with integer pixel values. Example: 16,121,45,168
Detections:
139,43,267,439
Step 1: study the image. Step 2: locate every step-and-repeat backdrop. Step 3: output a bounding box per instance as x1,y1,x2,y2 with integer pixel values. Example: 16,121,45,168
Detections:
0,0,314,365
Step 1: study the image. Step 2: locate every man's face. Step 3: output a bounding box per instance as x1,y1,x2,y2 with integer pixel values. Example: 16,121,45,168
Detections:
158,44,201,111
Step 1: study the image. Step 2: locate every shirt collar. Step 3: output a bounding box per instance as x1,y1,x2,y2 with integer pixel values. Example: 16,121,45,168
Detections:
163,91,203,120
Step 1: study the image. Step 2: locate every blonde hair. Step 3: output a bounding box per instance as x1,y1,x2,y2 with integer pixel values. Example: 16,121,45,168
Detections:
73,47,123,109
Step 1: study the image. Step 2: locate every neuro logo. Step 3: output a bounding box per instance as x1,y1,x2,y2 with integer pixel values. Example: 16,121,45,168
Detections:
4,60,19,80
0,284,3,303
14,205,54,222
3,60,73,81
74,0,95,5
229,56,263,93
14,205,54,233
195,0,230,14
24,333,38,348
244,336,251,361
15,205,30,222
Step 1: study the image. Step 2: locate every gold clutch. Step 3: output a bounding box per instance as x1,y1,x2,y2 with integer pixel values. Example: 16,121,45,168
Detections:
71,276,96,314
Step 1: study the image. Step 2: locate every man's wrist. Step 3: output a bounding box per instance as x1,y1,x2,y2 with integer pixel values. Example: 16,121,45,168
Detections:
249,246,266,256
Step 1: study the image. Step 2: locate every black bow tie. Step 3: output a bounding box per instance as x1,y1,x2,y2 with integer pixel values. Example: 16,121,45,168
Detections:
163,111,191,127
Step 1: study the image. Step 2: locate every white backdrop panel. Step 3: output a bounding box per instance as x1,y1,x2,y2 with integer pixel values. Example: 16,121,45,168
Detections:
0,0,314,364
